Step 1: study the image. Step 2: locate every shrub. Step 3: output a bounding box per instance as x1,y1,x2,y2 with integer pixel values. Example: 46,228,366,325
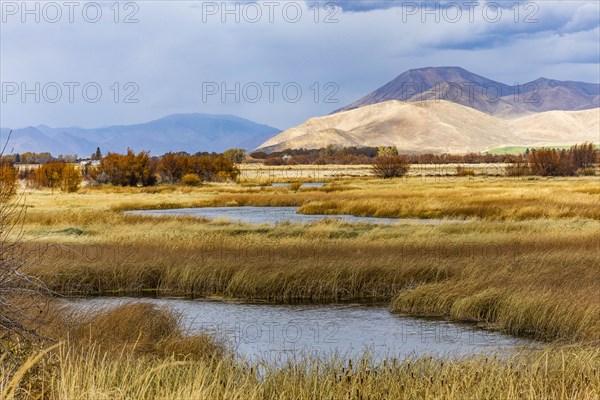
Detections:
505,162,530,177
189,155,239,182
181,173,202,186
223,148,246,164
529,148,575,176
571,142,598,169
29,161,82,192
377,146,399,157
289,181,302,191
30,162,62,189
456,166,476,176
60,164,83,193
0,162,19,198
96,149,157,187
0,149,49,343
372,156,410,179
264,157,285,166
524,143,598,177
157,153,187,184
18,152,53,164
94,151,239,186
71,303,226,360
210,156,240,181
577,167,597,176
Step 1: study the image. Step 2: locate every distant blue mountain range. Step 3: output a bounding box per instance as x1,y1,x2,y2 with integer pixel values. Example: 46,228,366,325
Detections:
1,114,280,156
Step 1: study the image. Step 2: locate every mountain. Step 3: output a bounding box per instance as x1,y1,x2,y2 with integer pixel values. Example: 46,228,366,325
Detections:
256,100,599,154
334,67,600,115
512,108,599,143
0,127,64,155
3,114,280,156
256,67,599,154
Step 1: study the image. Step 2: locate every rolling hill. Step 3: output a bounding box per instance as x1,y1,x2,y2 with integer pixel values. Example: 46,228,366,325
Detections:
256,100,600,154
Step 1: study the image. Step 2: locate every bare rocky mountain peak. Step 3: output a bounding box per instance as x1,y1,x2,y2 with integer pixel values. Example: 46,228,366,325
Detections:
334,67,599,115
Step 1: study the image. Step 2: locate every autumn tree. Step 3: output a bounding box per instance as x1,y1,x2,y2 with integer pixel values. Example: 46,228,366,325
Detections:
30,161,64,191
223,148,246,164
92,151,240,186
188,156,224,181
130,150,156,186
28,161,82,192
377,146,399,157
529,148,575,176
570,142,598,169
157,153,187,184
96,149,156,186
0,161,19,198
60,164,83,193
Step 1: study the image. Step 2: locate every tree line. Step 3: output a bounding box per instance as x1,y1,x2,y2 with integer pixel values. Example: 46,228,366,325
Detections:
18,149,241,191
3,147,102,165
370,143,598,179
250,145,541,165
2,143,597,191
505,143,598,177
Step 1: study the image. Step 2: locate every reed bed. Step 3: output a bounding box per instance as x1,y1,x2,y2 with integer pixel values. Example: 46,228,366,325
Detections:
15,179,600,343
3,344,599,399
0,302,227,399
26,176,600,221
23,217,600,342
212,177,600,220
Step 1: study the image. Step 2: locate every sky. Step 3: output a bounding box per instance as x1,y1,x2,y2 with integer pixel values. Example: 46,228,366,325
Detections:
1,0,599,130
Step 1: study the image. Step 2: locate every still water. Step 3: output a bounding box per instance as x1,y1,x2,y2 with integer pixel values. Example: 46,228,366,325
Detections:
68,297,535,364
128,206,463,225
268,182,326,188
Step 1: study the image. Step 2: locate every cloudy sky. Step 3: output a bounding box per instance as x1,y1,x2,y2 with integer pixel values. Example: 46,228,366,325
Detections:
1,0,599,130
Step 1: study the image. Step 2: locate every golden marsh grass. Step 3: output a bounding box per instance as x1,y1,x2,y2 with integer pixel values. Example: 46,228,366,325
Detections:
18,177,600,343
2,304,599,399
3,343,599,399
3,175,598,398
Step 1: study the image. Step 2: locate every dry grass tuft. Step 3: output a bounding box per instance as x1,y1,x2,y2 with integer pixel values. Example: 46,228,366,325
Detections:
2,345,599,399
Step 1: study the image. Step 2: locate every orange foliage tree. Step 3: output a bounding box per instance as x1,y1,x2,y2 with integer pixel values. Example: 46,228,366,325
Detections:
28,161,82,192
95,149,156,186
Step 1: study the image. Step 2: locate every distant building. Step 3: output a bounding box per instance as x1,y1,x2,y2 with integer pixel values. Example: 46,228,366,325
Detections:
79,159,100,168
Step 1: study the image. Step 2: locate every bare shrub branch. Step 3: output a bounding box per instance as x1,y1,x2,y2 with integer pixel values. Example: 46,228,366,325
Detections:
0,131,51,343
371,156,410,179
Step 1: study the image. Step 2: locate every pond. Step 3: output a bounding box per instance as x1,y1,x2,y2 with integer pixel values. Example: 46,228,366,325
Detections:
67,297,536,364
128,206,464,225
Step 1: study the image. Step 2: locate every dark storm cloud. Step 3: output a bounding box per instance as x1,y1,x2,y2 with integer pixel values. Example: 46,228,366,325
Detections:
0,0,598,131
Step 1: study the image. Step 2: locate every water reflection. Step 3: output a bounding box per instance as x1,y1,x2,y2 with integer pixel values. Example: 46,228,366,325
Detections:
67,298,536,364
128,206,464,225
